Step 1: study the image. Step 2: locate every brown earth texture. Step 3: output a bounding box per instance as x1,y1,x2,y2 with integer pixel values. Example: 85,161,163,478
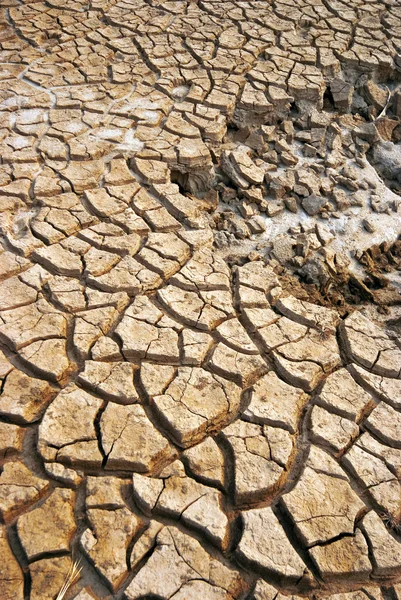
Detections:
1,1,401,599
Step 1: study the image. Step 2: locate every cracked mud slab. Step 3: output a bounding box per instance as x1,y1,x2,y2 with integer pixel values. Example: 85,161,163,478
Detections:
1,1,401,599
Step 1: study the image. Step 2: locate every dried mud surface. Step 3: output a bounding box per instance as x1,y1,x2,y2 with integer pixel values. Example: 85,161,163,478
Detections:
1,1,401,600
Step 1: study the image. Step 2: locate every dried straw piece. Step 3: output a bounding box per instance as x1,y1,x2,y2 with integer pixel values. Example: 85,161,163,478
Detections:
55,559,82,600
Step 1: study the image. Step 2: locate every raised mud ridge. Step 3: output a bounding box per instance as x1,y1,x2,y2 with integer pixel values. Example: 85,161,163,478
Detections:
1,1,401,599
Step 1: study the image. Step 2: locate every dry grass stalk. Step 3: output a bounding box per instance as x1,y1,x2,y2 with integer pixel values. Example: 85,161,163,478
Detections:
375,85,391,120
380,511,401,534
55,559,82,600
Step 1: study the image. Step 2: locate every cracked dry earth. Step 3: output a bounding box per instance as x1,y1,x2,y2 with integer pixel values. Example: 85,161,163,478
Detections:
2,1,401,600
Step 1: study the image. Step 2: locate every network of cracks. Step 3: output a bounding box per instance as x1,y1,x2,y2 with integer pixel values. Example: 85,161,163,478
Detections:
1,0,401,599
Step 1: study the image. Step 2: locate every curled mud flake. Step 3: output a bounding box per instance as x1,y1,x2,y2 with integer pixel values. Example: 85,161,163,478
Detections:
360,511,401,578
30,556,75,600
221,419,296,506
244,370,308,433
341,444,401,521
100,403,176,473
349,363,401,411
151,367,242,448
78,361,139,404
183,436,225,489
133,460,229,549
0,461,50,522
340,312,401,378
309,530,371,583
275,296,340,331
17,488,76,561
280,465,365,547
0,299,68,352
38,385,103,469
208,342,268,388
125,526,248,600
81,506,141,592
365,402,401,449
0,526,24,600
236,506,309,585
72,307,119,361
309,405,359,458
0,368,57,424
317,368,375,422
